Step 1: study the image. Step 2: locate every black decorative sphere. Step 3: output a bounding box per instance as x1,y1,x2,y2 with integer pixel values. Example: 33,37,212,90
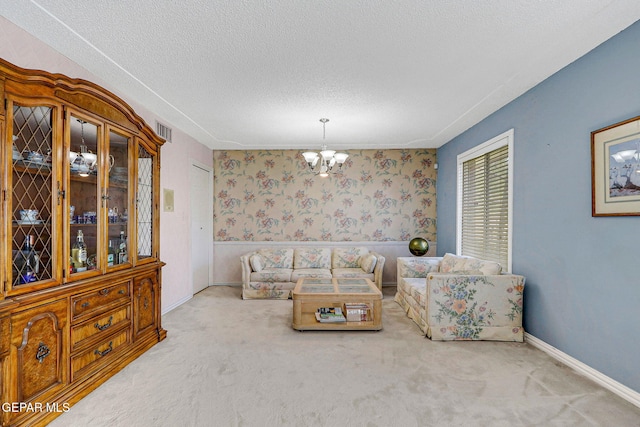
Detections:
409,237,429,256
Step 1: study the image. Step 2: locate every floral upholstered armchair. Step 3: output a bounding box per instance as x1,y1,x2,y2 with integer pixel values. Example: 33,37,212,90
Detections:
395,254,525,341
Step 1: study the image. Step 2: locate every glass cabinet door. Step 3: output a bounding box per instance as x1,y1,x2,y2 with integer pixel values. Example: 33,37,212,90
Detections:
137,144,154,261
106,128,130,268
67,114,101,276
8,101,60,291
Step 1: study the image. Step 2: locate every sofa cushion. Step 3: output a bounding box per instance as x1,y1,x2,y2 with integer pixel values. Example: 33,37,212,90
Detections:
359,253,377,273
399,278,427,307
331,268,374,282
250,268,293,282
397,257,440,278
332,247,369,268
258,248,294,269
465,258,502,275
294,248,331,269
440,253,468,273
249,253,265,272
291,268,332,282
440,253,502,275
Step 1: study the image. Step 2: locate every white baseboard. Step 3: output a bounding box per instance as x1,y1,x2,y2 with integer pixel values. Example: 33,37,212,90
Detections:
162,294,192,315
525,332,640,408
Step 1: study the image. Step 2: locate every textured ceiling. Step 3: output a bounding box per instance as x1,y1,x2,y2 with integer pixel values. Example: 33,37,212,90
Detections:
1,1,640,150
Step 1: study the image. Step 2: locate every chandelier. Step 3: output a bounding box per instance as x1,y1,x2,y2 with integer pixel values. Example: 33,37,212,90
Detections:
302,118,348,177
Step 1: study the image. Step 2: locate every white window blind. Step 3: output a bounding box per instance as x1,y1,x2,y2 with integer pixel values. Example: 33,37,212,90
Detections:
457,129,513,272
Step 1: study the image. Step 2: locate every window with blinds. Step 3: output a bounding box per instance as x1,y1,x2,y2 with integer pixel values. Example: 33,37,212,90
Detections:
456,129,513,272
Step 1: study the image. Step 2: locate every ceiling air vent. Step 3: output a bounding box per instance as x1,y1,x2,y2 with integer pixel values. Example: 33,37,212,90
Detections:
155,121,172,143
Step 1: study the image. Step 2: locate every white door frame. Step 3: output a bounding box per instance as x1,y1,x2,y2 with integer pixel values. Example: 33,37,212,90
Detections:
190,161,214,294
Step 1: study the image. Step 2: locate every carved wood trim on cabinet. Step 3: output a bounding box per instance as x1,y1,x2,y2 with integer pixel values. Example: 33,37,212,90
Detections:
133,272,157,340
7,299,68,426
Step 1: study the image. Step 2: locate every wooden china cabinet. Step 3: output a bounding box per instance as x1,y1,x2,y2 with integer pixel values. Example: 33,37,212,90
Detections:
0,58,166,426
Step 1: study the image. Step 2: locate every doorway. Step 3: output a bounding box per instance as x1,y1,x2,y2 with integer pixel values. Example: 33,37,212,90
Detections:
190,162,213,294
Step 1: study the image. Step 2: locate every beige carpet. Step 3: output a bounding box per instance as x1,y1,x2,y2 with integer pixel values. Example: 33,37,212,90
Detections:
49,286,640,427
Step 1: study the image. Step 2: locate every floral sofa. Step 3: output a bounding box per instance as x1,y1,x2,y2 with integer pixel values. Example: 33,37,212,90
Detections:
241,247,385,299
395,253,525,341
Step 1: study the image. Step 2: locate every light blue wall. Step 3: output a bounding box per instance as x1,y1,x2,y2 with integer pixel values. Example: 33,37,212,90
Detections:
437,20,640,392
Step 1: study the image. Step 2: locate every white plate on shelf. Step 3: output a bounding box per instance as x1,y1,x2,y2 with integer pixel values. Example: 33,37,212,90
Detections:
15,220,43,225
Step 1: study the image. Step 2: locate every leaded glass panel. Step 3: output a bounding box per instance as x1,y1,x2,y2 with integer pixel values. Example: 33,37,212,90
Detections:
137,145,153,259
11,105,54,286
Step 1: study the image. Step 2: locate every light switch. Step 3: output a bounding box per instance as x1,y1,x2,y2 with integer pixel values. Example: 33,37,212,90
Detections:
163,188,174,212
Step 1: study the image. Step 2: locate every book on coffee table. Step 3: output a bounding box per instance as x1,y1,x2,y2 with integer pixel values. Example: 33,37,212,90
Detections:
315,307,346,323
344,303,372,322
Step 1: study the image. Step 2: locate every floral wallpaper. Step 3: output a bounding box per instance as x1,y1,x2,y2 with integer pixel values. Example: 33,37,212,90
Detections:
213,149,437,242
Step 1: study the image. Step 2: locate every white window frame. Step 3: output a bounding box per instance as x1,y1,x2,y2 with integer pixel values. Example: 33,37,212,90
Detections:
456,129,514,272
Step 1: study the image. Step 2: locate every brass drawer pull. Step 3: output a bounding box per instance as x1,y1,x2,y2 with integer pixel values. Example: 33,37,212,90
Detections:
119,289,125,295
94,341,113,357
94,316,113,331
81,301,90,308
36,342,51,363
99,288,110,296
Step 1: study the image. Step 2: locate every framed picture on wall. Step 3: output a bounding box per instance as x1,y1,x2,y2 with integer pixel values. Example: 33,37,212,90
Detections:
591,115,640,216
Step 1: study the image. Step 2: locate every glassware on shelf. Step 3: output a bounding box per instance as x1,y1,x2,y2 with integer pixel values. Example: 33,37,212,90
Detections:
83,211,97,224
108,207,119,223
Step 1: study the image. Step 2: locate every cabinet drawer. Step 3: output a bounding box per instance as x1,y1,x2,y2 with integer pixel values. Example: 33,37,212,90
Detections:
71,305,131,351
71,328,130,381
72,281,131,319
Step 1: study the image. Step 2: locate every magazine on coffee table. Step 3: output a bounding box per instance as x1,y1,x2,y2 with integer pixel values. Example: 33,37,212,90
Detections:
344,303,372,322
315,307,346,323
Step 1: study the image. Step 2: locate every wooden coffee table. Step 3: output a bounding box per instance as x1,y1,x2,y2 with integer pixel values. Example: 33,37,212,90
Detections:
292,278,382,331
